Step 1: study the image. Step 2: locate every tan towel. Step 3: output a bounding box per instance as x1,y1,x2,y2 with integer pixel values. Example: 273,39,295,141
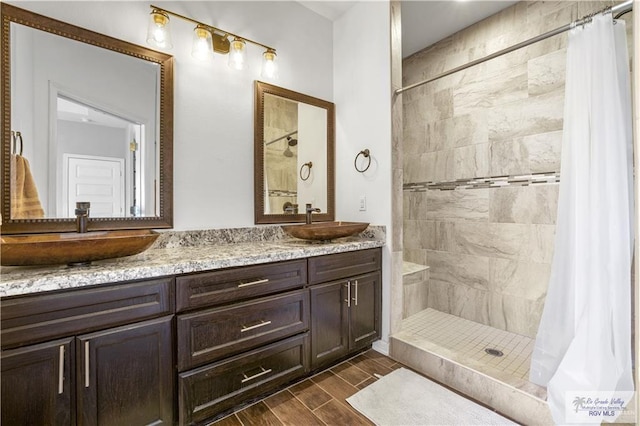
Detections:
10,154,45,219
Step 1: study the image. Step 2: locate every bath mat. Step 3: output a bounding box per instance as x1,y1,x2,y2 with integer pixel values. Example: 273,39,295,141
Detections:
346,367,516,425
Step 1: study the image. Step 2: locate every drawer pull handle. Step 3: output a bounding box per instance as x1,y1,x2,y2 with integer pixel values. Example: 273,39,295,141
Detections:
353,280,358,306
241,320,272,333
58,345,65,395
344,281,351,307
84,341,90,388
241,367,273,384
237,278,270,288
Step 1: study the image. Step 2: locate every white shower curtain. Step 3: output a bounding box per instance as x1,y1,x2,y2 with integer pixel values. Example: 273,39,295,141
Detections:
529,14,634,424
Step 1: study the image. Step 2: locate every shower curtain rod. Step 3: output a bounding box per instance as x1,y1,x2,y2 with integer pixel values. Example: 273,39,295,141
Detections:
265,130,298,146
395,0,633,95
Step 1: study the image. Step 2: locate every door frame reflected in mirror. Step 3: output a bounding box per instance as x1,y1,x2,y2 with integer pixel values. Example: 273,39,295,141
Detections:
254,81,335,224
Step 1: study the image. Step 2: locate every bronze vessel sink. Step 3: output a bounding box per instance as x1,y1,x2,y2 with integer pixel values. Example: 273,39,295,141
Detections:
282,221,369,241
1,229,159,266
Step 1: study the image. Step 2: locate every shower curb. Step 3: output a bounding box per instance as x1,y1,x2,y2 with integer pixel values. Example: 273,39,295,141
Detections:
389,335,553,425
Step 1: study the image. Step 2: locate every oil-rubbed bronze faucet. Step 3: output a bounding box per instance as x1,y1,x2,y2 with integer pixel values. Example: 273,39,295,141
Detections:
75,202,90,233
305,203,321,224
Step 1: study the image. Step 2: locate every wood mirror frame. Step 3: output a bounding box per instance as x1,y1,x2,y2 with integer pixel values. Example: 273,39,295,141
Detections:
1,3,173,234
254,81,335,224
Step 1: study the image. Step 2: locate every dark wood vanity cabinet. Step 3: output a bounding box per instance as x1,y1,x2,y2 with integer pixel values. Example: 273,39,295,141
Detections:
309,249,382,370
0,278,175,426
1,247,382,425
176,259,310,425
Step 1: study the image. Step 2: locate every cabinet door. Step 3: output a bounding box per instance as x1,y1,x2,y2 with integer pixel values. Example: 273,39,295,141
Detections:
310,281,349,369
77,316,174,426
349,272,381,351
1,337,74,426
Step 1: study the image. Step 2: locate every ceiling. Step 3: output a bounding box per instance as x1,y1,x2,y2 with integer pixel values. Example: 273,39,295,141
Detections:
297,1,518,58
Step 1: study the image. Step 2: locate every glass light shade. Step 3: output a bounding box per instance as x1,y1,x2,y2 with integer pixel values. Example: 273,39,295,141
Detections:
228,38,247,70
146,10,173,49
261,49,278,79
191,26,213,60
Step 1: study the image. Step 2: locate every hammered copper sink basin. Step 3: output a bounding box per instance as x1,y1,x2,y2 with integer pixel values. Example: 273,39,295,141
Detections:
282,221,369,241
1,229,159,266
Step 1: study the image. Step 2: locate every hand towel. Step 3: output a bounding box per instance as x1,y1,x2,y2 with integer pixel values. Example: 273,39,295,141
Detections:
10,154,45,218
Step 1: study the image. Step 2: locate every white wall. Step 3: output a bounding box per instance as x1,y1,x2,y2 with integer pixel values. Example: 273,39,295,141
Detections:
11,1,334,229
333,1,392,351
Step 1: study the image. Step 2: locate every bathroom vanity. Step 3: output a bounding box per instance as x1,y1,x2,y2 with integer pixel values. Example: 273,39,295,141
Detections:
0,233,383,425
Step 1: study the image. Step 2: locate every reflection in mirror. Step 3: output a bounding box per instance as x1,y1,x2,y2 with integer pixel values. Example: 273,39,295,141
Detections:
255,81,334,224
55,95,154,218
11,22,159,220
263,94,327,214
1,3,173,234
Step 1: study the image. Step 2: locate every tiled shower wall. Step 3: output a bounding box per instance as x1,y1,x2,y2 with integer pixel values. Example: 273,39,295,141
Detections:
264,95,298,213
402,1,632,338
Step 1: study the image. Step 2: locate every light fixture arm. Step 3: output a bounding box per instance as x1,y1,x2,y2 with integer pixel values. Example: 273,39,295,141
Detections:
149,5,276,54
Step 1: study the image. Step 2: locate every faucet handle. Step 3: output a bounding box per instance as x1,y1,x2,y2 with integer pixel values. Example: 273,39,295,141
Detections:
75,202,90,214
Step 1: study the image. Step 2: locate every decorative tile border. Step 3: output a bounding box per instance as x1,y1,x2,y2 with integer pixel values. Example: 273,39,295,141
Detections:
268,189,297,197
404,171,560,192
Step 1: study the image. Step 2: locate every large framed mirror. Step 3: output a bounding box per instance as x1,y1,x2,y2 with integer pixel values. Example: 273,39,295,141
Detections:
1,3,173,234
254,81,335,224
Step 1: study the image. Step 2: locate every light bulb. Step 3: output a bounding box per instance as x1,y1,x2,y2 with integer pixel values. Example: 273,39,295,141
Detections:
146,10,173,49
191,26,213,60
228,38,247,70
261,49,278,79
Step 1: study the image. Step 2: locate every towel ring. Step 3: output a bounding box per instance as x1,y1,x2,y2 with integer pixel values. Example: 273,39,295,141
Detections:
11,131,23,156
300,162,313,181
354,149,371,173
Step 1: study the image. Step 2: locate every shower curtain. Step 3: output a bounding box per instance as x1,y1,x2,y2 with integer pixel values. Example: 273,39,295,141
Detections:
529,14,634,424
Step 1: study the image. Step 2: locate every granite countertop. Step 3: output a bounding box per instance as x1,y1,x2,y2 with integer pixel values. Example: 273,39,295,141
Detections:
0,233,385,298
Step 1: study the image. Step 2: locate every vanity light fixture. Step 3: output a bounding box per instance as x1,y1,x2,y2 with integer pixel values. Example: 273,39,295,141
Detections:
147,5,278,78
192,25,213,60
228,37,247,70
147,9,173,49
261,49,278,79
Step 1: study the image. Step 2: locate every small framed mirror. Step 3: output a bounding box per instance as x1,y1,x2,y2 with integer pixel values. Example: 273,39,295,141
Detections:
1,3,173,234
254,81,335,224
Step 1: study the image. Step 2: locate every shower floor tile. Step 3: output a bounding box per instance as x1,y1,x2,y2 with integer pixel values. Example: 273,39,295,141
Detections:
397,308,546,399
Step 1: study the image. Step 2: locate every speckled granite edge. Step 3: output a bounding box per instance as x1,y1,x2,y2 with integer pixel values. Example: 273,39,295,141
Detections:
1,225,386,298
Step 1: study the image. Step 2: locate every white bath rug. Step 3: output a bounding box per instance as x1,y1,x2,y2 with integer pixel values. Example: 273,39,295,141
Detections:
346,367,516,425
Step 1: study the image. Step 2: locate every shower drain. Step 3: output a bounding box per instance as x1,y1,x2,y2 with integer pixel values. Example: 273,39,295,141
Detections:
484,348,504,357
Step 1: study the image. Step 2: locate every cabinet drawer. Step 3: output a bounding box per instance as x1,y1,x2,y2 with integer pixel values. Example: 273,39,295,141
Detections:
308,248,381,284
177,289,309,370
176,259,307,312
179,333,309,425
1,277,174,349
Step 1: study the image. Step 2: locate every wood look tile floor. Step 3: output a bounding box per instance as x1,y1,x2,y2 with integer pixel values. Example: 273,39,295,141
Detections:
210,350,403,426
